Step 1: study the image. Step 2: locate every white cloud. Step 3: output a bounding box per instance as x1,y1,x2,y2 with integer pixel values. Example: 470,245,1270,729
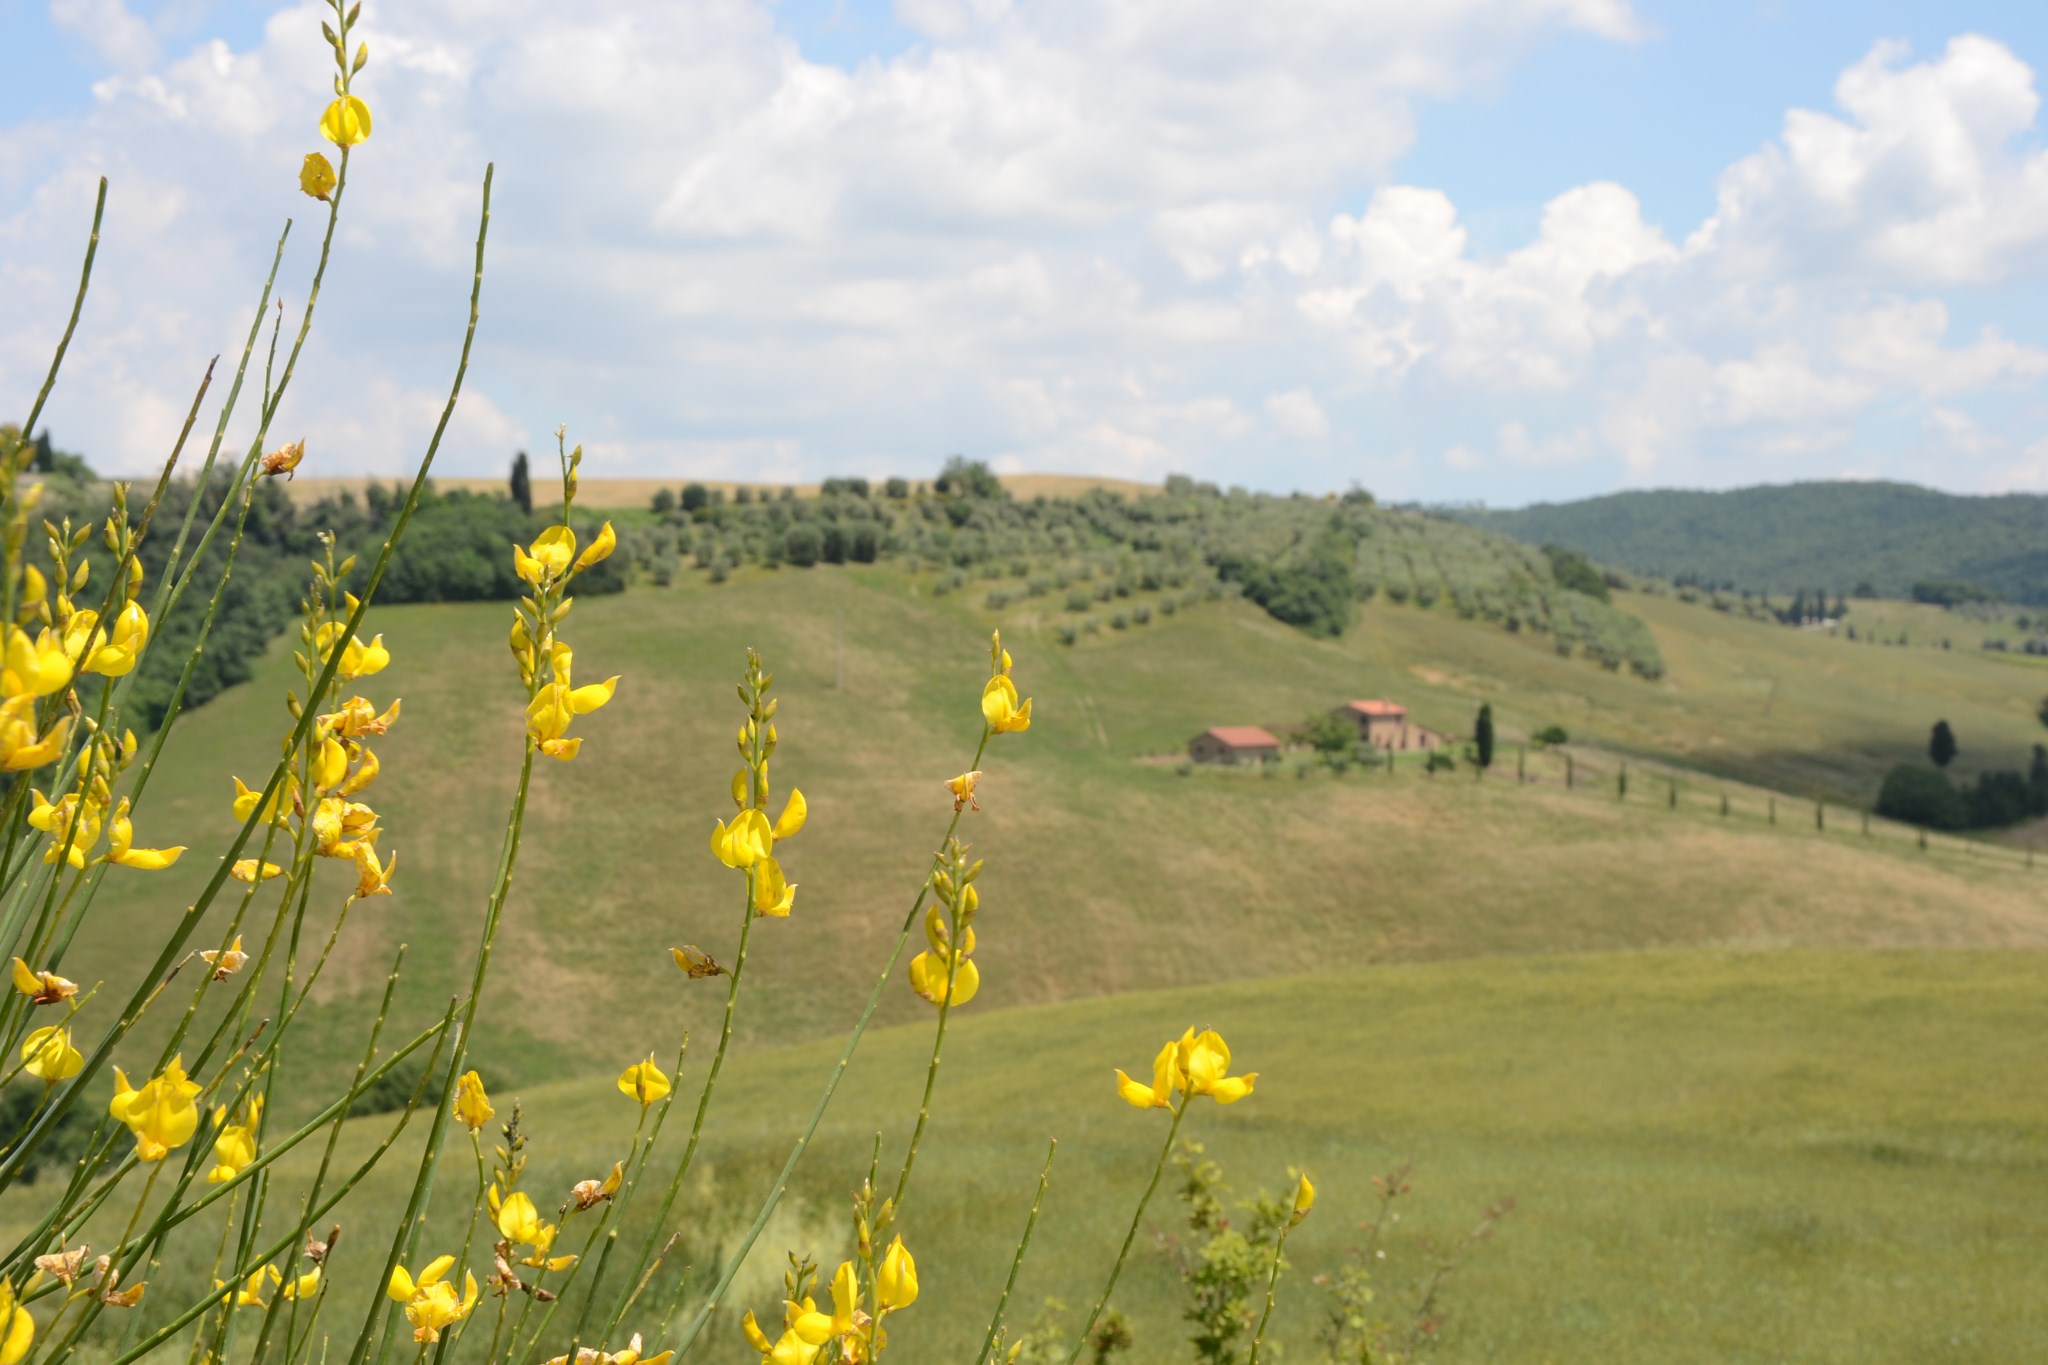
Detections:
50,0,157,72
1694,34,2048,286
6,9,2048,501
1265,388,1329,441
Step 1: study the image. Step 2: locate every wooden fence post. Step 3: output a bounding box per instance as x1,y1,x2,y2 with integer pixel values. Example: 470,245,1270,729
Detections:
1618,762,1628,800
1720,793,1729,817
1668,781,1677,810
1815,802,1824,832
1566,754,1574,790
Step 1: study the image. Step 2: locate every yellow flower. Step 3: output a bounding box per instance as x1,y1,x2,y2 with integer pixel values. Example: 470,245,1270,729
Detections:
22,1026,82,1082
520,526,577,582
544,1333,672,1365
518,1220,576,1273
28,789,98,866
574,521,617,572
1179,1027,1256,1103
980,675,1032,734
386,1256,477,1343
109,1057,203,1161
1115,1037,1179,1111
1290,1173,1315,1227
571,1161,625,1210
79,602,149,676
229,860,283,883
711,809,773,869
231,774,293,826
525,645,617,761
320,94,373,147
741,1300,822,1365
226,1265,276,1308
281,1267,321,1300
105,798,185,870
313,622,390,679
944,769,982,812
793,1261,862,1350
773,789,808,839
310,796,379,858
617,1055,670,1107
322,695,401,738
299,153,336,201
208,1097,262,1184
671,945,726,979
0,1280,29,1365
200,935,249,980
310,736,349,790
907,903,978,1007
454,1070,493,1133
260,438,307,477
351,843,398,898
0,696,67,772
492,1189,545,1247
751,857,797,918
10,957,78,1006
2,625,73,697
876,1236,918,1310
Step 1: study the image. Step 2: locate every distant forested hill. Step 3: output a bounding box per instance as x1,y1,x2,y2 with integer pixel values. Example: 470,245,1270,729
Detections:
1447,481,2048,604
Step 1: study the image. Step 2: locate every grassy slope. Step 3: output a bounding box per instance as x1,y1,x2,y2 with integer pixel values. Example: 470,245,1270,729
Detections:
62,566,2048,1100
38,951,2043,1364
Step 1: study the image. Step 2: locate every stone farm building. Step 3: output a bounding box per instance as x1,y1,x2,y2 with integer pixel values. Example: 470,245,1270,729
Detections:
1188,726,1283,765
1334,699,1442,751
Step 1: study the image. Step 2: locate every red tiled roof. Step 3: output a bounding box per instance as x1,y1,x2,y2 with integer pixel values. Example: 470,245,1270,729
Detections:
1342,699,1406,717
1202,726,1281,748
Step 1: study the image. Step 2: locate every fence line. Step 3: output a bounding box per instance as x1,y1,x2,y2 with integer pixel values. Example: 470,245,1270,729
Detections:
1359,741,2044,876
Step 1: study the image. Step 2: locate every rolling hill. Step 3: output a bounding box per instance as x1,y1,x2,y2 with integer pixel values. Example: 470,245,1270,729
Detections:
1448,481,2048,603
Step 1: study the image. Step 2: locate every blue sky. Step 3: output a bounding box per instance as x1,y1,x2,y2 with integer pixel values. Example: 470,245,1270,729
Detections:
6,0,2048,503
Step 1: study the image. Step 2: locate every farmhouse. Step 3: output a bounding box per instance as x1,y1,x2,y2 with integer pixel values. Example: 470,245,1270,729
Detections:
1188,726,1282,765
1334,699,1442,751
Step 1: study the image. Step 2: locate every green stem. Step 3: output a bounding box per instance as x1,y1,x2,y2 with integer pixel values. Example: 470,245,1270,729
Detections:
972,1139,1057,1365
1062,1100,1186,1365
1245,1223,1296,1365
18,178,106,439
665,727,992,1355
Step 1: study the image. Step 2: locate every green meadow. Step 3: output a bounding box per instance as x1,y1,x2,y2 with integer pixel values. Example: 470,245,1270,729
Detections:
31,554,2048,1361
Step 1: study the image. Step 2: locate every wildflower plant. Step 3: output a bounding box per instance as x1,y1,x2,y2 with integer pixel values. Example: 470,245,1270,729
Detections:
0,5,1325,1364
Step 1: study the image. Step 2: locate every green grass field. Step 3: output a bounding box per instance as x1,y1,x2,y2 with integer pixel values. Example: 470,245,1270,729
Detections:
36,558,2048,1363
27,950,2042,1363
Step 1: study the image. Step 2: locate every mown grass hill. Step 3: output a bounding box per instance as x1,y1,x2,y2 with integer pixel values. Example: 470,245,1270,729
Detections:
1448,480,2048,603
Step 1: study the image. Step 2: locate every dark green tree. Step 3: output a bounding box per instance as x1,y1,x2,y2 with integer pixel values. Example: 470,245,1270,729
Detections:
1930,719,1958,769
1474,703,1495,769
509,450,532,513
2031,743,2048,817
681,482,708,513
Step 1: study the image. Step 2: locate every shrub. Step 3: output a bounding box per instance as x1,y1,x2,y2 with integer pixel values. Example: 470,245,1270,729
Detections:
1875,763,1963,829
784,524,823,567
1533,724,1570,746
821,523,847,564
884,476,911,498
1111,612,1129,630
1133,605,1151,625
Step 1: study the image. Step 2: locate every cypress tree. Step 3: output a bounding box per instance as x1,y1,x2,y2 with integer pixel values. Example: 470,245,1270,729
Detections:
1474,703,1495,770
1929,720,1958,769
509,450,533,514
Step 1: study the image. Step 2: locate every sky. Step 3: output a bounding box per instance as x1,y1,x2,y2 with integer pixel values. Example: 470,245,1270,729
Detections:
5,1,2048,505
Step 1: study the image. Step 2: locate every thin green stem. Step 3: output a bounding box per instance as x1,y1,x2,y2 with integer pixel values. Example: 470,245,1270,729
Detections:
1244,1224,1296,1365
19,178,106,439
1063,1101,1187,1365
666,727,992,1355
973,1139,1057,1365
